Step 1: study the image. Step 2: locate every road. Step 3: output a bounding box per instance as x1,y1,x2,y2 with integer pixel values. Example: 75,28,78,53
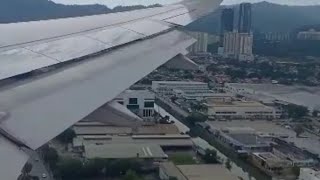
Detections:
27,149,53,180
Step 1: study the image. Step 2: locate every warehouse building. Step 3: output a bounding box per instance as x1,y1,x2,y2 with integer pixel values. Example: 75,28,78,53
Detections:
205,98,281,120
152,81,209,95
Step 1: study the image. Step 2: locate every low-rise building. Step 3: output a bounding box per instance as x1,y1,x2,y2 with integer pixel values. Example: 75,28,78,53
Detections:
299,168,320,180
205,99,281,119
159,162,238,180
73,135,194,152
173,89,232,101
152,81,209,95
159,162,187,180
84,143,168,160
272,138,317,167
73,124,180,136
114,90,155,120
250,152,293,177
297,29,320,41
214,128,271,155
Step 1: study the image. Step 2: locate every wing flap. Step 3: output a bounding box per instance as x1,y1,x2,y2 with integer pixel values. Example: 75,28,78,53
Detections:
0,30,196,149
0,135,29,180
0,48,59,80
26,36,109,63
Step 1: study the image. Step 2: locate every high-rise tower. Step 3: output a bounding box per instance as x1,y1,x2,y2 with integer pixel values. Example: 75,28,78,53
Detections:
221,8,234,34
238,3,252,33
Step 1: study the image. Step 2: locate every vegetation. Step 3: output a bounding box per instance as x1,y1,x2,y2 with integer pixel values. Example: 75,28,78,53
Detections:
52,158,145,180
225,159,232,171
286,104,309,119
169,177,178,180
190,102,207,112
169,153,197,165
293,125,304,137
185,113,207,125
43,146,59,169
57,128,76,143
0,0,160,23
203,149,219,164
18,163,35,180
123,170,143,180
292,165,301,177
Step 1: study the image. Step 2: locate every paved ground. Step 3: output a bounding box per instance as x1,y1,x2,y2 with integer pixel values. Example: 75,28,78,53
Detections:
27,150,53,180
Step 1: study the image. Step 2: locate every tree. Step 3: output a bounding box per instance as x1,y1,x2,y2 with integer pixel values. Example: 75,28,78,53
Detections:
313,110,319,117
106,159,143,177
203,149,218,164
169,177,178,180
169,153,196,165
185,113,207,125
81,158,107,177
56,158,83,179
123,170,143,180
43,147,59,169
22,162,33,175
294,125,304,137
18,163,33,180
57,128,76,144
225,159,232,171
292,165,300,177
170,96,178,103
286,104,309,119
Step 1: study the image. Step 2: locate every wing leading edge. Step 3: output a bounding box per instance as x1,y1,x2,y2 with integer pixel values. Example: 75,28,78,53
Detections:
0,0,222,179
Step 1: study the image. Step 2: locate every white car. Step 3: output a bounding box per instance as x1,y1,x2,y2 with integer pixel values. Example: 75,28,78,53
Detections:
42,173,47,178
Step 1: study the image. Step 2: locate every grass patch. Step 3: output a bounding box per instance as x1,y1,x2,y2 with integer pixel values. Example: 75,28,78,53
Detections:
169,153,196,165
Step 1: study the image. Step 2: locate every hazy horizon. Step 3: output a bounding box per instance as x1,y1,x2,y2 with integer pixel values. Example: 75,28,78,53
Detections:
51,0,320,8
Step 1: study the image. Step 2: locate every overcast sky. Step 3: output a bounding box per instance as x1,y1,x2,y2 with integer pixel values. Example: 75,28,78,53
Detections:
51,0,320,8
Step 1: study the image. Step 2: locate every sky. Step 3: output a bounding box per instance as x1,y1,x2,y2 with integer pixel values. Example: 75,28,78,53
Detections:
51,0,320,8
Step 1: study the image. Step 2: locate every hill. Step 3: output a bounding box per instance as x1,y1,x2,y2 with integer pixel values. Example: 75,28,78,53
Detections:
0,0,159,23
188,1,320,34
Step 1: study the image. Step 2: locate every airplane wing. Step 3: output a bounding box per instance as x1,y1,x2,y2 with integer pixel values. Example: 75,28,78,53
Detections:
0,0,222,179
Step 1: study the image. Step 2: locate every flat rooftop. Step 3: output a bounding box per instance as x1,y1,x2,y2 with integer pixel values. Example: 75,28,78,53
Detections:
160,162,187,180
177,164,238,180
207,120,295,138
252,152,291,167
227,133,269,147
73,124,180,135
153,81,207,85
73,135,193,148
207,100,271,108
84,143,167,159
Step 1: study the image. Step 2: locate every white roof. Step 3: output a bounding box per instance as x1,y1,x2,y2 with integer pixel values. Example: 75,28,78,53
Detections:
84,143,167,159
153,81,207,85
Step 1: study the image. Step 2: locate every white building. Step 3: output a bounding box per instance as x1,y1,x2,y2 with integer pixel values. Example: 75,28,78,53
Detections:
223,31,239,58
297,29,320,41
238,33,254,61
188,31,208,53
205,99,281,119
299,168,320,180
223,31,254,61
152,81,209,95
115,90,155,120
